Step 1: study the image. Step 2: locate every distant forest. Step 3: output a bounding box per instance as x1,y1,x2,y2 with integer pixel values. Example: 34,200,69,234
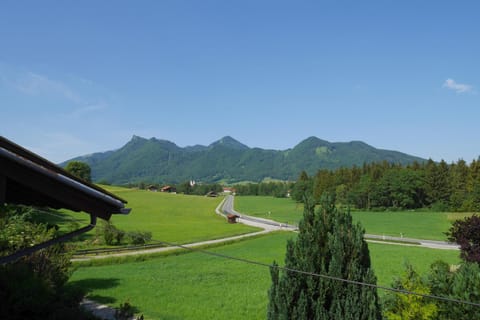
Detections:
233,158,480,212
288,159,480,212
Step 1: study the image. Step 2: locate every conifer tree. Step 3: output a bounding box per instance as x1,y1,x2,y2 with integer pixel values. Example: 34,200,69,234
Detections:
291,171,312,202
267,195,381,319
449,160,469,210
424,160,451,208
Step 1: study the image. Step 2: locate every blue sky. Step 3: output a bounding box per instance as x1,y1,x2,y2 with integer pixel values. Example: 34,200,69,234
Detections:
1,1,479,163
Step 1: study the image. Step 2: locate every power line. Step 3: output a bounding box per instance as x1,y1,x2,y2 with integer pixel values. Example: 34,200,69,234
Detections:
152,238,480,308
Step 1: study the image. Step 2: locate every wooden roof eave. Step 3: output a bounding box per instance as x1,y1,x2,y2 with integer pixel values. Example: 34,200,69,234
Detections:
0,147,130,220
0,136,127,204
0,136,133,264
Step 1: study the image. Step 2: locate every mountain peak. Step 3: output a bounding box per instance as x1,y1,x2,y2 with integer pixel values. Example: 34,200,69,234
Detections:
209,136,249,150
296,136,330,148
130,135,147,142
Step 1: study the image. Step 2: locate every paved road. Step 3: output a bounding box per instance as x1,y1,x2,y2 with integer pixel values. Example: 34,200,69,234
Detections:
363,234,459,250
223,195,459,251
221,195,297,231
72,229,270,262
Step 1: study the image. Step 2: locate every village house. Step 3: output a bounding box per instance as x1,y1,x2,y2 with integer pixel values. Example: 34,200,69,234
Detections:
146,185,158,192
161,185,177,193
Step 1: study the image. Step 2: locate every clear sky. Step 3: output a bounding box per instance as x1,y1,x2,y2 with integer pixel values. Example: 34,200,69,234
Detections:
1,1,479,163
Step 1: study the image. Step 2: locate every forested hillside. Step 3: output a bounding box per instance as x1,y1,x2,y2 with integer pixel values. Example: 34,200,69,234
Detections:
64,135,425,184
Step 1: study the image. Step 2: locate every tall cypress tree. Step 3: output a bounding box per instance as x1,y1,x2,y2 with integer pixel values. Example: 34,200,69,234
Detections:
424,160,451,207
449,160,469,210
268,195,381,319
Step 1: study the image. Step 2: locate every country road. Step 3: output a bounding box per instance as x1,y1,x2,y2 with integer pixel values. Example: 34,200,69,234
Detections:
220,195,297,231
221,195,459,251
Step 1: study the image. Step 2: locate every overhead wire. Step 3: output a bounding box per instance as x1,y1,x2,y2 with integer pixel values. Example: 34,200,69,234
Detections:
36,206,480,308
152,238,480,308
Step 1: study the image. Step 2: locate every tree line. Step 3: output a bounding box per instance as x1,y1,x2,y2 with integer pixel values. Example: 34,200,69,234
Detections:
233,181,294,198
123,181,224,196
290,159,480,211
123,180,294,198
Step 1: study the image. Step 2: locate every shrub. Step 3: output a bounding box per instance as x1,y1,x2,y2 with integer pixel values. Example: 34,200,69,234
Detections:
101,221,125,245
446,214,480,263
115,301,134,320
115,300,143,320
0,206,87,320
127,231,152,245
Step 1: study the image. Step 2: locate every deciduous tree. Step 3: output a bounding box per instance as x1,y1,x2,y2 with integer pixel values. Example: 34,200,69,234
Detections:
65,161,92,182
383,263,437,320
447,214,480,263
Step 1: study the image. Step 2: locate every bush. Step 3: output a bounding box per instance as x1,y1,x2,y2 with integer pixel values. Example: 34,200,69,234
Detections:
0,206,88,320
101,221,125,245
115,301,134,320
127,231,152,245
115,300,143,320
383,262,437,319
385,261,480,319
446,214,480,263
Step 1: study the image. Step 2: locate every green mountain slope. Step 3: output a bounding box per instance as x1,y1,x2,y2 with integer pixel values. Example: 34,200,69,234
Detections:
65,135,426,184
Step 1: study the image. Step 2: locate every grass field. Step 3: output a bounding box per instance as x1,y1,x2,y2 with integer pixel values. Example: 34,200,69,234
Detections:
43,187,260,246
234,196,472,240
350,211,453,240
107,188,259,244
234,196,303,226
70,232,460,319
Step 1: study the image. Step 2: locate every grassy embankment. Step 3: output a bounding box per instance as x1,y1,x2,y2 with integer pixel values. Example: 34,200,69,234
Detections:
234,196,472,240
70,232,460,319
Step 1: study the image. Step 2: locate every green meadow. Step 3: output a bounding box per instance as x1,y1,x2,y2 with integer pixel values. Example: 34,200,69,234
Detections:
234,196,303,226
350,211,457,240
49,187,259,246
64,190,465,318
234,196,469,240
70,232,460,319
106,188,259,243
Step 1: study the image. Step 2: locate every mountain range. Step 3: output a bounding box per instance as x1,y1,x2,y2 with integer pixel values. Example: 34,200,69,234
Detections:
64,135,426,184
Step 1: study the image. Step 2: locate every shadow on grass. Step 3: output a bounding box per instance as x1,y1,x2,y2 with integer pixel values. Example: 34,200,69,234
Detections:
87,294,117,304
30,209,87,226
70,277,121,290
68,277,121,305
